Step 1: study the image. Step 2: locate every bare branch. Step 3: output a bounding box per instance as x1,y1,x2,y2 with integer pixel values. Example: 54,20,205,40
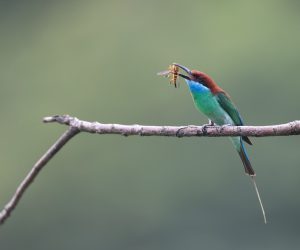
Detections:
0,127,80,225
43,115,300,137
1,114,300,226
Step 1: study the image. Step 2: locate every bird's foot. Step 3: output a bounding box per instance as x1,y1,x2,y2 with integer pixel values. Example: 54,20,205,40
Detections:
202,119,215,129
176,125,198,137
201,120,217,135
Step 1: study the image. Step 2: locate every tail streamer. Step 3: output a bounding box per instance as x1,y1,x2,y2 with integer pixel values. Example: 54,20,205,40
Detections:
251,176,267,224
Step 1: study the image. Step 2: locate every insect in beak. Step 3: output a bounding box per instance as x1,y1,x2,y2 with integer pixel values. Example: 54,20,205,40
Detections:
157,64,180,88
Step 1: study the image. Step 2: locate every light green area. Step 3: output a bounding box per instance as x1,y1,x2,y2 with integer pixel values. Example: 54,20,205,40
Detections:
1,1,300,249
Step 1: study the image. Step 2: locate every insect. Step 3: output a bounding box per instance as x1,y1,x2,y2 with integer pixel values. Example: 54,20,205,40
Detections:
157,64,180,88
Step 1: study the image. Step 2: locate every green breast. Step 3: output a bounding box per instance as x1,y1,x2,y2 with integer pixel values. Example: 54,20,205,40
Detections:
191,91,234,125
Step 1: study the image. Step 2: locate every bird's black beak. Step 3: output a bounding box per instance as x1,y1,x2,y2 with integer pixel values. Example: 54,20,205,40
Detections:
172,63,192,80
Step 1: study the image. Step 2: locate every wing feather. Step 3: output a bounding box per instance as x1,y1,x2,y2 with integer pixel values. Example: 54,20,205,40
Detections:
216,92,252,145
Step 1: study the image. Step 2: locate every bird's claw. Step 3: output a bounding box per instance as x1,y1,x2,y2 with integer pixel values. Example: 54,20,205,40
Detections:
201,120,216,134
202,120,216,128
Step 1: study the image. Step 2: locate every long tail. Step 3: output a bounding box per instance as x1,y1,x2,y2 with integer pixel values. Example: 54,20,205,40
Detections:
238,140,255,176
236,138,267,223
251,176,267,224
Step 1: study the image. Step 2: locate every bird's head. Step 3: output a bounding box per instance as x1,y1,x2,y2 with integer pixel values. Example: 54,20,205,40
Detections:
172,63,210,83
172,63,222,94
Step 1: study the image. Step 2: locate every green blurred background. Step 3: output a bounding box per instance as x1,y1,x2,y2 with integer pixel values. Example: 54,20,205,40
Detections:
1,0,300,249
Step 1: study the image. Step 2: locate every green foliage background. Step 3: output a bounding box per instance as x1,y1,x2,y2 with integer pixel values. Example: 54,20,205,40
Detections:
1,1,300,249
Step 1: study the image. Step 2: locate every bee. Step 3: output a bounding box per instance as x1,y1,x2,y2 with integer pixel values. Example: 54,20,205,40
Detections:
157,64,180,88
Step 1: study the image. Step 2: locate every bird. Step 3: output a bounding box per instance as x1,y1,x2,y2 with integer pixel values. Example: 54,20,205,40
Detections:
168,63,266,223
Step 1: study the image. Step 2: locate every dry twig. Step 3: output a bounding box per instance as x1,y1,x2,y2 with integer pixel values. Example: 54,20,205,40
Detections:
0,114,299,225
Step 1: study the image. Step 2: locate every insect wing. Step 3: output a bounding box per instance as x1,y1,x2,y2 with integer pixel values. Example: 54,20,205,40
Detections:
157,70,171,77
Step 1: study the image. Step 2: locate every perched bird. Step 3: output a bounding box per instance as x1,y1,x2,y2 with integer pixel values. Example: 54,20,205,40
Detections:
165,63,266,223
173,63,254,175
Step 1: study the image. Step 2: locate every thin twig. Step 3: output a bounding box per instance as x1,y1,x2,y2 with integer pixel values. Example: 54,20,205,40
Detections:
0,127,80,225
43,115,300,137
1,114,300,226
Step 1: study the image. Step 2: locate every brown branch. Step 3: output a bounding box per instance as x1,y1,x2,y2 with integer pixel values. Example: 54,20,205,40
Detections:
0,127,80,225
43,115,300,137
1,114,300,225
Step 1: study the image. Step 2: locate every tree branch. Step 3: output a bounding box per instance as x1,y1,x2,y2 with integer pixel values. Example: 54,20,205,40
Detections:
1,114,300,225
0,126,80,225
43,115,300,137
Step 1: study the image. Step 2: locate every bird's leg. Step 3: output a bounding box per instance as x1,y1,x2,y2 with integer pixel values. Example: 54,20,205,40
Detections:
203,119,215,127
202,119,216,135
176,120,216,137
202,119,216,130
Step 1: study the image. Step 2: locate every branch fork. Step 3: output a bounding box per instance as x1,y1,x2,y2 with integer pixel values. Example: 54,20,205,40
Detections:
0,114,300,225
44,115,300,137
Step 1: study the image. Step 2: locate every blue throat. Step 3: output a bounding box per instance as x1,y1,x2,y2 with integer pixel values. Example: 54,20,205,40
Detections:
185,79,210,94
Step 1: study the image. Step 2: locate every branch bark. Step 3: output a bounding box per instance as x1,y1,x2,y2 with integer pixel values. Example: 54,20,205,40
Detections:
0,126,80,225
43,115,300,137
0,114,300,225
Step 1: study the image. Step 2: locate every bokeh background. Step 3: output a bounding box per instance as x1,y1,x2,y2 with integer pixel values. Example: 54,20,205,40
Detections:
1,1,300,249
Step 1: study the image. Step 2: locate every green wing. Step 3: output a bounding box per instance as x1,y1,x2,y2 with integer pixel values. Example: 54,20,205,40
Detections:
216,92,244,126
216,92,252,145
